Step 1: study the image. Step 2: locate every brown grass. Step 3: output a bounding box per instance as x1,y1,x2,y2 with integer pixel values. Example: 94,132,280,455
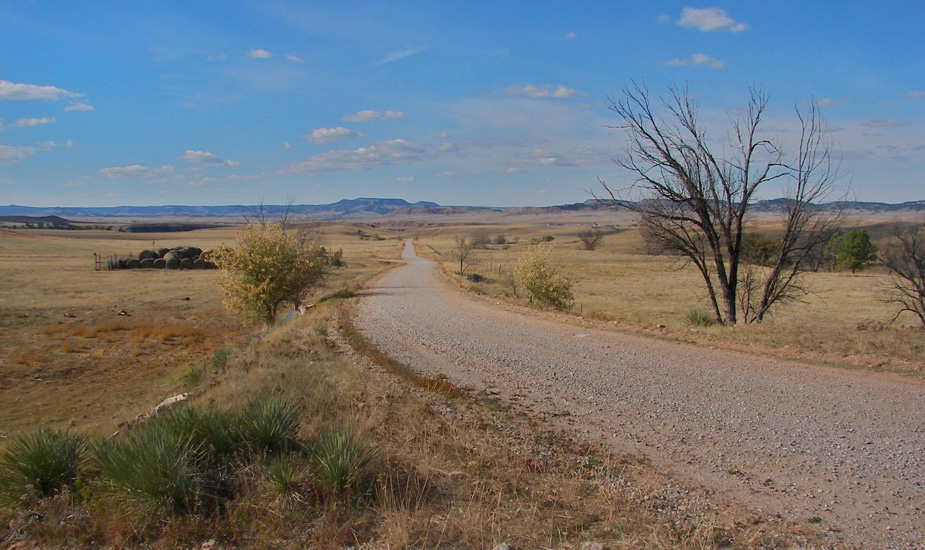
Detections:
0,220,836,548
417,222,925,374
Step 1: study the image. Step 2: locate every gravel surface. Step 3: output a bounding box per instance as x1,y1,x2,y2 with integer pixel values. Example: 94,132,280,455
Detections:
356,240,925,549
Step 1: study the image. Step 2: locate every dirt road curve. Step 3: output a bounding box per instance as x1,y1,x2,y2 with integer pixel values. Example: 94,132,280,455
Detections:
355,241,925,549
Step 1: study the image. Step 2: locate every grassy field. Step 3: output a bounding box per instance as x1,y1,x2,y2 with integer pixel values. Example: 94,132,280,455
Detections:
0,221,826,548
0,218,893,547
415,221,924,374
0,224,403,438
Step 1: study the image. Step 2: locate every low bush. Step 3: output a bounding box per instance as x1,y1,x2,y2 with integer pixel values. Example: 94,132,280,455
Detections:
0,428,88,505
513,245,574,311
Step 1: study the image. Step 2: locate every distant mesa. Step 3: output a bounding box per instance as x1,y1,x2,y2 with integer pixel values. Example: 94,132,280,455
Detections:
1,197,924,221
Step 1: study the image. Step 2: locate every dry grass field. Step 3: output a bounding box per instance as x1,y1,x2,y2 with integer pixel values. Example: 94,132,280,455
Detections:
0,220,827,549
414,218,924,374
0,224,404,439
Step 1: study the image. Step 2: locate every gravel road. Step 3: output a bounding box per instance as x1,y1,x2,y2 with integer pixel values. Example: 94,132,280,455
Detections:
355,240,925,549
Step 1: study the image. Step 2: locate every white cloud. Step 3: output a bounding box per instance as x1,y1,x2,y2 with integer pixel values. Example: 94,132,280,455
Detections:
677,7,748,32
64,102,94,112
507,84,580,99
179,150,240,167
863,119,912,128
396,176,415,183
657,14,671,23
375,48,421,66
816,98,844,108
0,177,11,185
565,32,576,40
283,141,291,150
284,139,424,175
247,48,273,59
907,91,925,99
285,54,303,63
437,170,461,178
341,110,407,122
98,164,175,179
12,117,56,128
0,144,38,164
0,80,83,101
305,126,364,144
665,53,725,69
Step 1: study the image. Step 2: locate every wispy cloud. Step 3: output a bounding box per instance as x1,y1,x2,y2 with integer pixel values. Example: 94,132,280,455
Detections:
665,53,725,69
179,150,240,167
285,54,303,63
907,91,925,99
396,176,415,182
677,7,747,33
12,117,56,127
284,139,424,175
374,48,421,66
863,119,912,128
304,126,364,144
507,84,580,99
341,110,407,122
565,32,576,40
64,102,94,112
247,48,273,59
816,98,844,108
98,164,175,179
0,144,38,164
0,80,83,101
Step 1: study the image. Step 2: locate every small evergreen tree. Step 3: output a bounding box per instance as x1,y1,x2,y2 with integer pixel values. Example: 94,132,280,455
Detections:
837,229,878,273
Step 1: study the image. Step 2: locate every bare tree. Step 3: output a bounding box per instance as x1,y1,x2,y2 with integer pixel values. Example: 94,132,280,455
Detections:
451,236,476,275
578,227,605,250
881,223,925,328
598,82,842,324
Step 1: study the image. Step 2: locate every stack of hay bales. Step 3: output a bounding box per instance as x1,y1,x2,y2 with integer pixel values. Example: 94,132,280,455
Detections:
111,246,217,270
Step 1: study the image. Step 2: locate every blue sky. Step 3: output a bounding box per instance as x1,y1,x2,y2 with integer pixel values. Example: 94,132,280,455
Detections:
1,1,923,207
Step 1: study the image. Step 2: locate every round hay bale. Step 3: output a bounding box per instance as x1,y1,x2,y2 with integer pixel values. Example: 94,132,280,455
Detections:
126,258,141,269
139,258,155,269
138,249,157,260
163,251,180,262
193,258,206,270
117,259,127,269
187,246,203,257
153,258,166,269
165,257,180,270
179,247,199,260
156,247,170,257
180,258,194,270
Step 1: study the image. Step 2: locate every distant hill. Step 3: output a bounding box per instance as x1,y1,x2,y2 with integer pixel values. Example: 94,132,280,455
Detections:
1,197,923,221
0,215,77,227
0,198,444,220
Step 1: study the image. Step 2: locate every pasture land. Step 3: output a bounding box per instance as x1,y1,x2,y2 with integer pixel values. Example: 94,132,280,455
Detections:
0,224,403,438
414,219,924,374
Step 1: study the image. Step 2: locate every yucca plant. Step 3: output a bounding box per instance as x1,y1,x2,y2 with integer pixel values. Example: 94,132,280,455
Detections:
158,406,242,467
239,394,301,456
96,421,203,514
264,454,305,496
685,308,717,327
0,428,88,505
311,426,379,498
